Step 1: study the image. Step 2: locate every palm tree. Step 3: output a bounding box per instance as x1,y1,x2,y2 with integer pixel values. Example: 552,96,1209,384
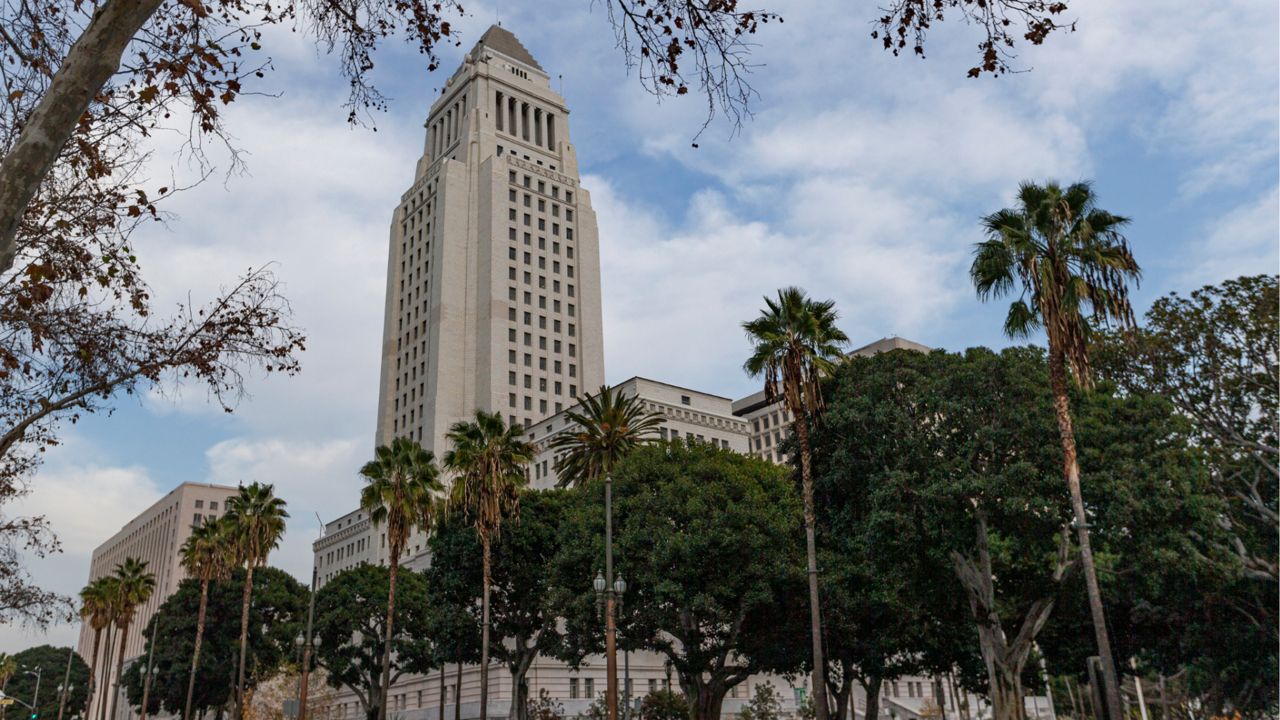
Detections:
549,384,664,487
971,179,1140,720
106,558,157,720
180,517,235,720
549,384,662,720
78,577,115,719
742,286,849,720
360,436,444,720
443,411,535,720
225,482,289,718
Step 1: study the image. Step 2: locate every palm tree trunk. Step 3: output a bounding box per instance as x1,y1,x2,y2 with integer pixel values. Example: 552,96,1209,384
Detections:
1048,351,1122,720
454,663,461,720
236,562,257,720
379,550,400,720
85,628,102,719
107,617,132,720
793,413,830,720
185,579,211,720
97,624,115,720
480,536,492,720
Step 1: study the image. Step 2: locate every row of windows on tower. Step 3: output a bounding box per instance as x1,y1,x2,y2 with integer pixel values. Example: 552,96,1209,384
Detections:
509,189,574,220
510,229,574,258
509,208,575,239
511,171,573,204
510,392,575,414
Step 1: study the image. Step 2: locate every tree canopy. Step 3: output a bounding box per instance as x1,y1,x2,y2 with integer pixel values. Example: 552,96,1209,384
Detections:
555,440,802,720
121,567,307,718
312,564,437,720
2,645,89,720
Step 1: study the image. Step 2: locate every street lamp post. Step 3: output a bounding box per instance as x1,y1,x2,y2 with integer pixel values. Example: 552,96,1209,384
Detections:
592,540,627,720
140,618,160,720
26,667,42,720
296,565,320,720
56,648,73,720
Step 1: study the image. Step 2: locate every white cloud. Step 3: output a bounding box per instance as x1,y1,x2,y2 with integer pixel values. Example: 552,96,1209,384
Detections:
203,435,369,579
1177,186,1280,287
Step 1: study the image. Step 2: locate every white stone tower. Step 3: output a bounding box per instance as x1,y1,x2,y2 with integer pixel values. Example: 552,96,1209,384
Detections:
375,25,606,454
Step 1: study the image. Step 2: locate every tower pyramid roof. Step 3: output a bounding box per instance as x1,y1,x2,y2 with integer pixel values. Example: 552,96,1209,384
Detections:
473,25,543,72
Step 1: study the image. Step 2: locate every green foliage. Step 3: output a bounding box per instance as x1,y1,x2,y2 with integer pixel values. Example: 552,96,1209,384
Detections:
638,689,688,720
313,564,437,720
526,688,565,720
225,482,289,567
120,566,307,716
1087,275,1279,717
811,345,1226,714
972,180,1140,383
549,384,664,487
555,441,800,720
427,490,573,715
359,436,444,559
737,684,783,720
3,646,89,720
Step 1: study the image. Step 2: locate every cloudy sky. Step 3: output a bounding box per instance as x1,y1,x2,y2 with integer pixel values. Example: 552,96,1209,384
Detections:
3,0,1276,651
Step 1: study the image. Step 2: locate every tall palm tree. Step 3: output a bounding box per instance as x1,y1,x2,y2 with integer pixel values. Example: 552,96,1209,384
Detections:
225,482,289,718
549,384,662,720
360,436,444,720
549,384,664,487
78,577,115,719
179,517,235,720
742,286,849,720
971,179,1139,720
106,558,157,720
443,411,535,720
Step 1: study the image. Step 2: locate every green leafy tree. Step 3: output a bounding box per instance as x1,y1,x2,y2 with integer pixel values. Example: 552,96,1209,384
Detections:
638,690,688,720
556,441,801,720
427,490,574,720
358,436,444,720
1096,274,1278,582
738,684,783,720
105,558,156,720
76,578,115,718
312,565,436,720
178,518,235,720
549,384,664,487
443,410,535,720
3,646,89,720
224,482,289,717
971,180,1140,720
121,567,308,718
741,287,848,720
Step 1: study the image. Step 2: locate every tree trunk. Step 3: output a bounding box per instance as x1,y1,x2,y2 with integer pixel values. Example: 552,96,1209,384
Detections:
793,414,830,720
689,684,726,720
989,664,1026,720
439,666,446,720
1047,351,1122,720
97,624,115,720
454,663,461,720
834,676,852,720
85,628,102,719
862,676,882,720
379,551,400,720
107,617,131,720
185,579,211,720
507,651,535,720
235,562,257,719
480,537,492,720
0,0,168,271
